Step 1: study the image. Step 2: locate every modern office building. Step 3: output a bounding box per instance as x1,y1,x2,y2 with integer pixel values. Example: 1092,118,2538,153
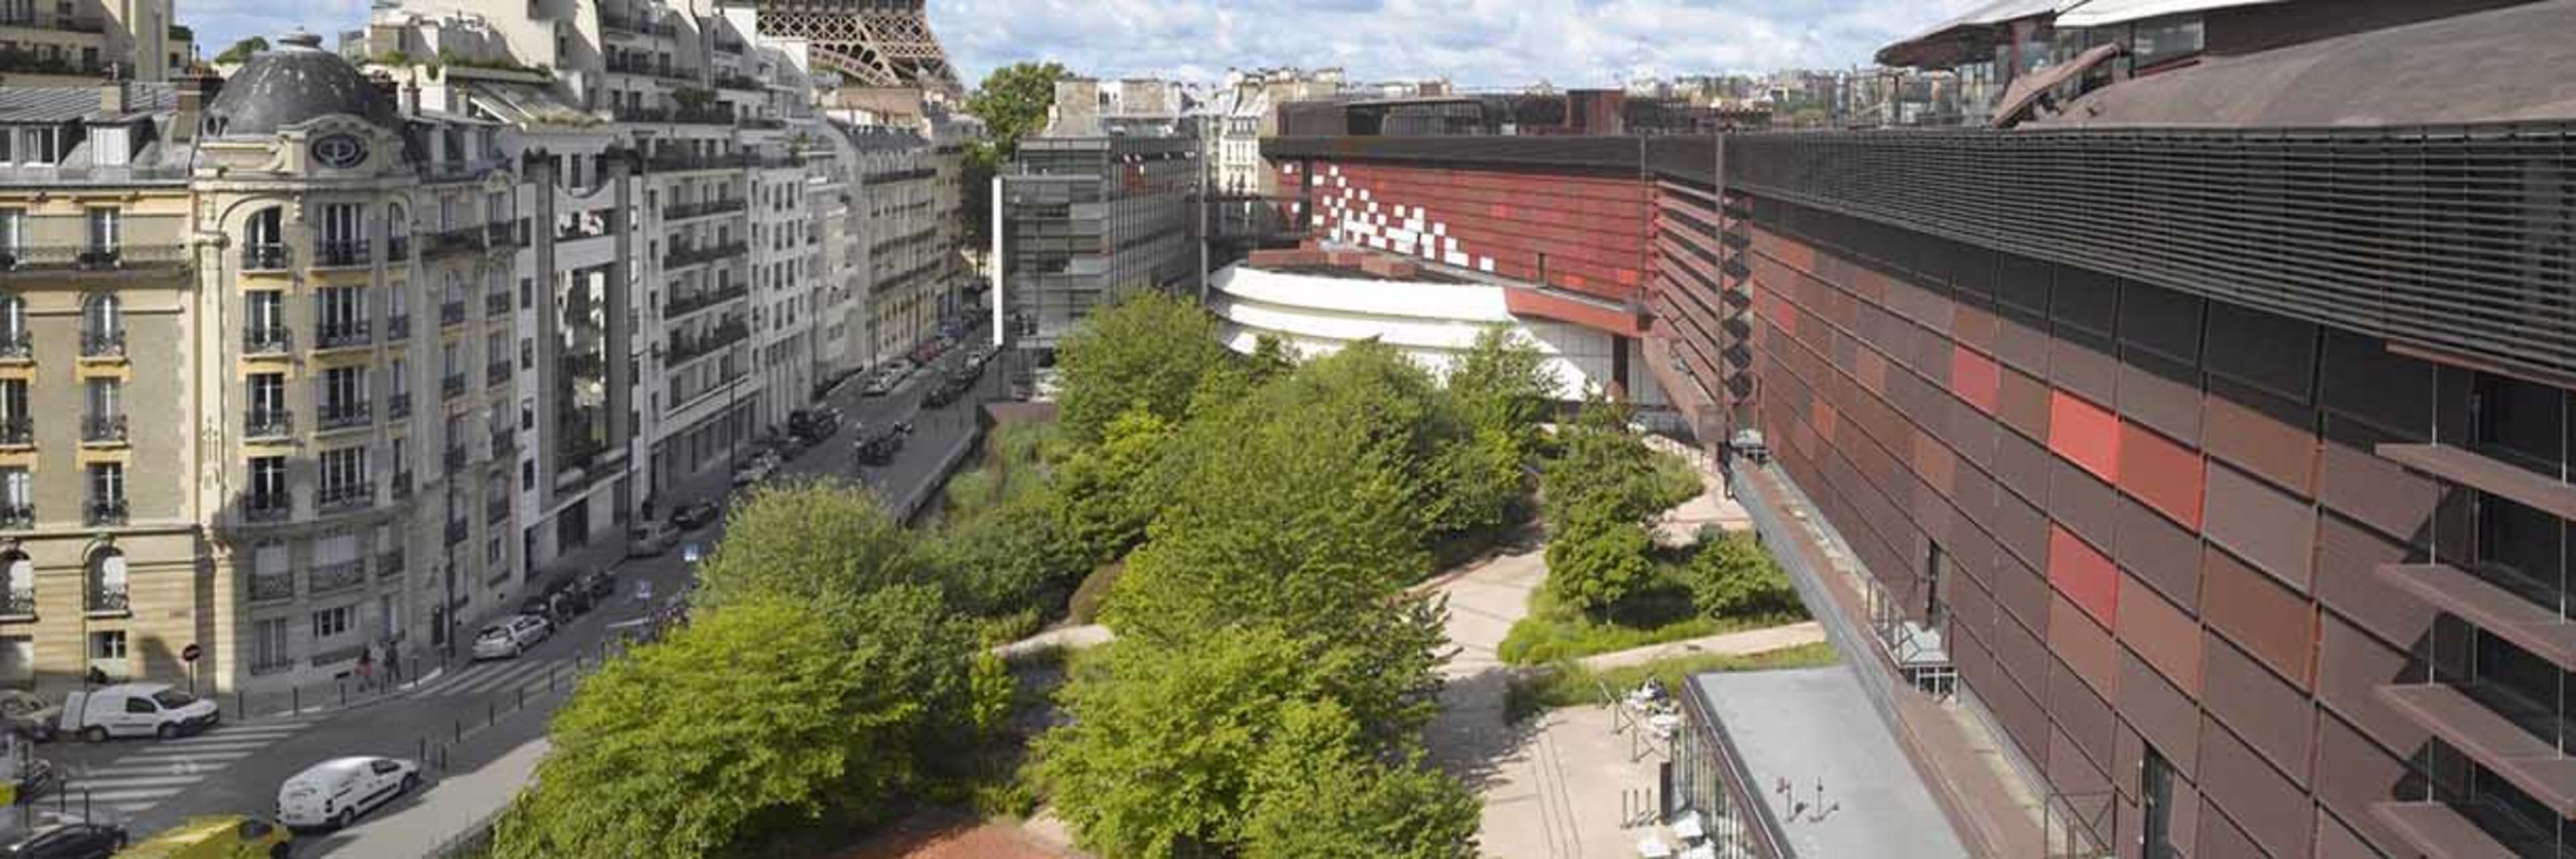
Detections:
992,134,1196,350
1268,1,2576,855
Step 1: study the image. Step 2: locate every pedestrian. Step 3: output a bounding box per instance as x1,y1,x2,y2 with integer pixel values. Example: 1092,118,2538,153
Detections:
356,645,374,691
383,645,402,687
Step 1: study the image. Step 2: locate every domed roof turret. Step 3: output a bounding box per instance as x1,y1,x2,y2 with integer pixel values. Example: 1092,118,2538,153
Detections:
205,30,400,138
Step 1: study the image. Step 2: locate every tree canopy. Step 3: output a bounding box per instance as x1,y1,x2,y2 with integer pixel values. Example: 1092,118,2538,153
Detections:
1053,290,1232,443
966,60,1070,154
213,36,266,64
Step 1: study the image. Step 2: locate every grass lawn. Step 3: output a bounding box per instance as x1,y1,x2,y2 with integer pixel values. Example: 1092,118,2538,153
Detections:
1497,566,1805,665
1505,640,1838,719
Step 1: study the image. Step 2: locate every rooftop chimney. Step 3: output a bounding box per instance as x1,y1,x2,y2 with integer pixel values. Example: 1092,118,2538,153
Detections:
400,81,421,117
97,80,127,115
172,74,212,145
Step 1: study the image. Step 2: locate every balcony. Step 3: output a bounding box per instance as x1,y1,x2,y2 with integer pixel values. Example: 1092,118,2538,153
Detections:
642,150,749,172
313,240,370,268
248,572,293,603
391,471,413,499
241,244,291,271
81,415,126,444
445,519,469,544
317,481,372,512
486,221,521,248
0,588,30,617
242,326,292,356
663,241,747,270
318,403,371,432
388,314,412,342
0,331,27,360
0,417,28,446
712,38,743,55
244,409,294,440
486,362,511,386
486,290,512,317
240,492,290,523
386,236,411,262
0,504,31,531
85,585,127,617
667,320,749,365
486,497,509,525
79,330,123,358
663,198,747,221
0,244,187,276
423,227,484,257
83,499,126,527
388,393,412,419
491,428,517,458
443,446,468,474
443,373,467,399
441,300,468,327
664,283,748,319
376,550,405,579
315,320,370,350
310,558,366,595
673,105,735,125
714,72,761,92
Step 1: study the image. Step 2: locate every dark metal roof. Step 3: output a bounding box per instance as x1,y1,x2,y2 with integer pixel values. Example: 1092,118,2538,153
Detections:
0,85,175,124
205,32,401,137
2037,0,2576,128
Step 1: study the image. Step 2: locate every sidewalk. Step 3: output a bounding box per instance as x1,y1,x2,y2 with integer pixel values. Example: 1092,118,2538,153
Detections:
1574,621,1825,672
325,736,551,858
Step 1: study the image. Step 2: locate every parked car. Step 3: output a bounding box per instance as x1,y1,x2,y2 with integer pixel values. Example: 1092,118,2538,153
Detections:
861,374,896,397
669,501,721,532
278,757,421,831
518,576,589,621
8,757,55,804
854,427,904,466
922,378,963,408
626,521,676,558
120,815,288,859
60,684,217,743
790,407,841,442
0,821,126,859
0,690,60,742
731,454,777,487
579,569,618,601
470,615,551,661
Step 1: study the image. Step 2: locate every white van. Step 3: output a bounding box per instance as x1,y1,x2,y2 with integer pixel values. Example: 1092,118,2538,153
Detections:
59,683,219,742
277,756,421,829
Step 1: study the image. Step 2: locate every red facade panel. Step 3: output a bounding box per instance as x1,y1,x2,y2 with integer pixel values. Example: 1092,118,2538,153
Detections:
2200,545,2317,688
1952,346,2001,415
2051,595,2121,702
2116,572,2203,695
2118,421,2206,530
2049,525,2121,628
2050,390,2123,483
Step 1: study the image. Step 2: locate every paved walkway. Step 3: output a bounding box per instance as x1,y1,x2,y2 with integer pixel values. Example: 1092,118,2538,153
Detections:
993,625,1111,661
1575,621,1825,672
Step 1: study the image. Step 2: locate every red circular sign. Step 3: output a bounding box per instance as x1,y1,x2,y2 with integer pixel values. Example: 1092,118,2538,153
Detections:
181,643,201,662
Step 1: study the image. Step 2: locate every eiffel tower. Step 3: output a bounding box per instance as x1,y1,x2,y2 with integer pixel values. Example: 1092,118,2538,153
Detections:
742,0,961,94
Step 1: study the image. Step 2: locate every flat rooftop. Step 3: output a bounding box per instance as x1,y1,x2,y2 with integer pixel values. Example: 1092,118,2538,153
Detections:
1690,667,1969,858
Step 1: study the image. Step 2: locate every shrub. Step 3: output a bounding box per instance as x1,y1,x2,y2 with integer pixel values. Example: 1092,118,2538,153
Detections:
1686,531,1801,620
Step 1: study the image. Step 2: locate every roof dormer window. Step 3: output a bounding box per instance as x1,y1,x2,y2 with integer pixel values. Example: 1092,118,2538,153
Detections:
90,125,127,167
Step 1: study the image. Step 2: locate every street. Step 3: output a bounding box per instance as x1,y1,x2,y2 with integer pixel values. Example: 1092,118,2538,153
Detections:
27,340,1009,855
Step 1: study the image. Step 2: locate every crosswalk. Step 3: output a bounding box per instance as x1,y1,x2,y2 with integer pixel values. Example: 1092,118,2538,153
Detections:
62,715,327,816
420,658,579,699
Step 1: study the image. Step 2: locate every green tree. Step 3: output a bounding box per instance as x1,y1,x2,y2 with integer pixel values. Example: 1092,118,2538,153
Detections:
1241,703,1479,859
921,493,1088,617
693,482,920,625
1543,394,1664,527
1054,291,1230,442
1543,503,1657,614
1448,326,1555,444
1687,530,1799,619
213,36,266,64
492,589,971,858
966,61,1070,152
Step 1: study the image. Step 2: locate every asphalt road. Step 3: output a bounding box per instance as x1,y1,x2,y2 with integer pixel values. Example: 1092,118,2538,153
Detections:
29,336,1008,853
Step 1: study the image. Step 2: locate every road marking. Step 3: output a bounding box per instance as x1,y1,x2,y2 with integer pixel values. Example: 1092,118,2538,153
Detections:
58,715,327,817
437,659,568,697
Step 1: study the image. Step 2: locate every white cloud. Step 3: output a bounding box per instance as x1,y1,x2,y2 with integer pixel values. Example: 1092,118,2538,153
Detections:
182,1,1981,89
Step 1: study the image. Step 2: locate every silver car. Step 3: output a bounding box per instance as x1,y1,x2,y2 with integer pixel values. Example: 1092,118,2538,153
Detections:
470,615,551,660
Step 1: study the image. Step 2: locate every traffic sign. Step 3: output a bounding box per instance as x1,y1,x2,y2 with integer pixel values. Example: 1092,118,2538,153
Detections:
181,642,202,662
682,542,703,564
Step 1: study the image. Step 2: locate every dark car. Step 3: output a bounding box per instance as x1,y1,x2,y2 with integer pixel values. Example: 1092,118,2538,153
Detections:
669,501,720,532
1,821,126,858
579,569,617,601
11,758,55,804
922,378,965,409
854,427,904,466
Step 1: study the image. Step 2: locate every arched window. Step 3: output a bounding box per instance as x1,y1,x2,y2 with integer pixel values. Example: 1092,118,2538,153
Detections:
87,548,126,613
388,203,410,260
80,293,120,357
244,207,286,270
1,552,31,616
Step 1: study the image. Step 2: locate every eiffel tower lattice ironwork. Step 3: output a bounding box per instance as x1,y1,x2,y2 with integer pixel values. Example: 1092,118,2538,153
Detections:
747,1,961,93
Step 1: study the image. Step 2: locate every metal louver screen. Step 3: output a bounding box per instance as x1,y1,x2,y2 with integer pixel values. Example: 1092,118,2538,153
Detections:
1721,128,2576,383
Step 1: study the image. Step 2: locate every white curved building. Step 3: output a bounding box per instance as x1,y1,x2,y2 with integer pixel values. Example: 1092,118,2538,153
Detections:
1208,261,1665,405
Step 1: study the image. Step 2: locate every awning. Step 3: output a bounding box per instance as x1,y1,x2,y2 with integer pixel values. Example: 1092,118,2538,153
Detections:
2053,0,2290,29
1989,41,2125,127
1875,0,2061,68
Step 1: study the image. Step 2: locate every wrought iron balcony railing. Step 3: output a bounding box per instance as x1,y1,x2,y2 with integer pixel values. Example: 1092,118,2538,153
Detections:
386,236,411,261
443,446,468,473
243,326,292,355
318,403,371,431
443,373,467,399
487,290,512,316
244,408,293,440
317,481,372,512
0,417,29,446
377,550,405,579
388,314,413,341
0,504,31,530
249,572,292,602
0,588,32,616
315,320,370,349
664,283,749,319
441,301,468,326
241,244,290,270
84,498,126,526
310,558,366,594
81,415,126,444
388,393,412,419
85,586,127,615
79,330,123,358
314,240,370,268
0,332,27,360
486,362,511,385
241,492,290,522
0,244,186,272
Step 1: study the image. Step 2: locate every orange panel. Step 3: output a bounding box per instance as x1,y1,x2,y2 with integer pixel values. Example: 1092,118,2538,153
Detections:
2049,525,2121,629
2118,421,2206,529
2049,390,2122,483
1953,346,2000,414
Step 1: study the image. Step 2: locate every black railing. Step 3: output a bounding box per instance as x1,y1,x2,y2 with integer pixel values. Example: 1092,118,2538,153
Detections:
444,446,468,472
319,403,371,431
442,374,468,399
423,228,483,256
391,472,413,499
244,409,294,439
316,320,370,349
386,236,411,261
0,332,27,359
445,519,469,543
81,415,126,444
389,393,412,418
663,242,747,269
378,550,405,578
241,244,291,270
0,588,32,615
317,481,372,511
714,73,761,91
0,505,31,531
249,572,293,602
86,586,127,615
79,330,123,358
663,198,746,220
0,417,28,446
0,244,187,272
487,291,512,316
311,558,366,593
663,283,747,319
388,314,412,341
84,499,126,526
486,363,511,386
667,320,749,364
491,429,516,457
441,301,468,326
244,326,292,355
241,493,291,522
486,222,521,247
643,151,749,172
315,240,370,268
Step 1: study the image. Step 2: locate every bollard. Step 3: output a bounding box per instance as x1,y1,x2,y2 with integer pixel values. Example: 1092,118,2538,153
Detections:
518,685,525,710
339,680,347,708
453,719,462,743
487,700,496,727
419,736,427,762
291,686,300,715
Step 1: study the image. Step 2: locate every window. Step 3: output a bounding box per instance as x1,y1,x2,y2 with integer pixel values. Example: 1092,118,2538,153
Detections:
1,553,29,611
85,377,119,421
319,446,369,494
250,456,286,511
89,548,125,609
91,125,127,167
318,286,365,337
1925,542,1949,633
388,358,409,397
82,292,119,340
311,605,351,639
1,468,27,514
0,208,22,255
83,207,118,252
248,372,284,422
246,290,284,339
252,617,290,670
2141,746,2176,858
89,629,125,661
87,462,122,505
0,378,25,431
0,636,28,685
321,366,365,415
16,128,56,165
2475,373,2565,472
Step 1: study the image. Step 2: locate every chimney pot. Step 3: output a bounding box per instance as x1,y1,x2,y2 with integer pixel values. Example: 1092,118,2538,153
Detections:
97,81,126,115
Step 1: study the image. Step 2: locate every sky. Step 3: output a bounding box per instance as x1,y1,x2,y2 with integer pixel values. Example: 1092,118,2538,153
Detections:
184,0,1984,89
